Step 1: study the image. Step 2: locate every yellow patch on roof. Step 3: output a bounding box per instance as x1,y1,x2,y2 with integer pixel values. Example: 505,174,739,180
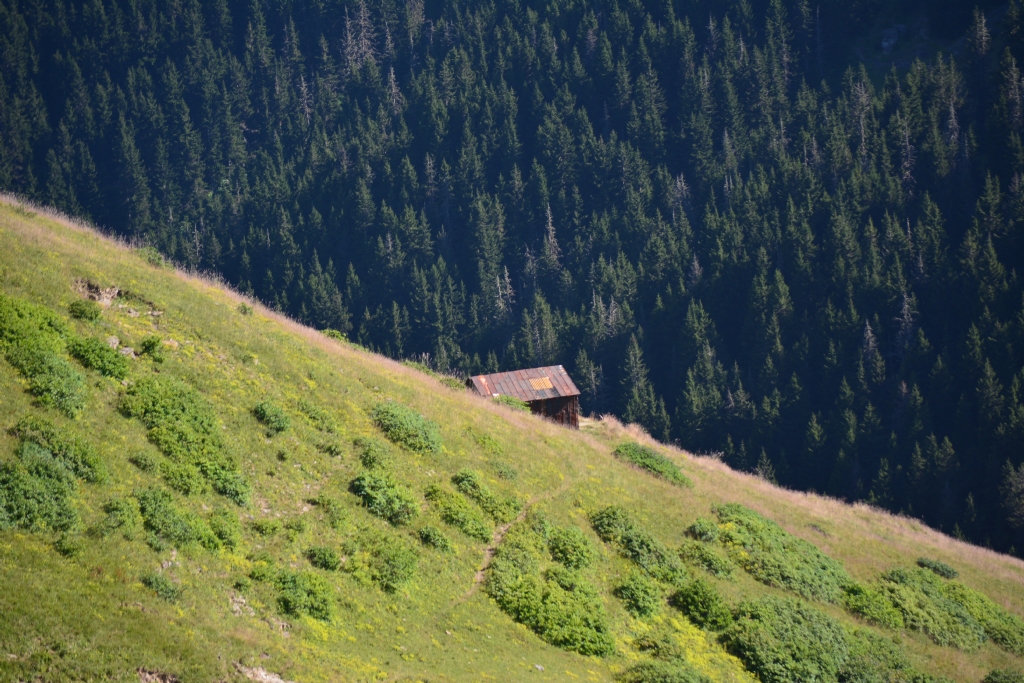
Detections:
529,377,553,390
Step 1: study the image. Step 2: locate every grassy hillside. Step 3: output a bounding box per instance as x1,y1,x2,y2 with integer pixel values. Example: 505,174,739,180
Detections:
0,196,1023,683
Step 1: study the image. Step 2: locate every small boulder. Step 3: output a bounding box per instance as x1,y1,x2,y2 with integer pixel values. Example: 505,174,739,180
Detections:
106,336,120,349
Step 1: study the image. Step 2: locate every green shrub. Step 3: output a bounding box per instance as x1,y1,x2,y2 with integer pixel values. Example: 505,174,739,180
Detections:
590,506,687,586
251,519,280,536
119,376,249,504
284,517,308,535
686,518,719,543
128,451,158,472
425,484,492,541
452,468,521,523
942,578,1024,655
0,295,85,417
985,669,1024,683
138,335,164,362
275,570,333,620
6,336,87,417
616,572,663,617
355,436,390,469
714,503,852,603
307,546,342,571
322,329,345,341
312,495,346,529
842,583,905,630
493,394,530,412
548,526,595,569
54,533,84,558
95,497,141,539
68,336,129,379
848,568,986,650
440,376,464,390
253,400,290,435
917,557,958,579
12,415,104,482
670,578,732,631
349,472,418,526
371,402,442,454
139,246,171,269
613,442,692,487
418,525,453,553
160,461,207,495
615,661,711,683
141,572,183,602
297,398,337,433
841,627,916,683
678,540,734,578
486,523,615,656
209,509,241,549
368,536,418,592
135,487,219,550
0,441,79,531
68,299,102,321
722,596,850,683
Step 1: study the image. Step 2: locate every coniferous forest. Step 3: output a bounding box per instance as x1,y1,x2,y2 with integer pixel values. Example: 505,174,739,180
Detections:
3,0,1024,553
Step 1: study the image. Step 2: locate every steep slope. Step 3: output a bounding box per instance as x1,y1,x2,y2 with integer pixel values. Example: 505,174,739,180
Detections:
0,196,1023,683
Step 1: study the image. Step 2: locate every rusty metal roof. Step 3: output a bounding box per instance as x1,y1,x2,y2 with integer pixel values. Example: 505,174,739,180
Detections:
467,365,580,402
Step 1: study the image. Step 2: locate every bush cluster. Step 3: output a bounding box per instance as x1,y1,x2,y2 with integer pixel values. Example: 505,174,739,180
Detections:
297,398,337,433
678,540,734,578
368,535,419,592
985,670,1024,683
917,557,959,579
418,525,454,553
68,336,129,379
714,504,851,603
0,294,86,417
723,596,937,683
94,497,141,539
616,661,710,683
253,400,290,435
307,545,342,571
138,335,164,362
13,415,104,482
850,567,1024,655
722,596,849,683
451,468,521,523
54,532,83,557
119,376,249,504
590,506,687,586
349,472,418,526
548,526,595,569
209,509,241,549
844,568,1000,651
371,402,442,454
68,299,102,321
686,518,719,543
141,572,183,602
135,487,220,550
0,440,79,532
275,570,333,620
669,578,732,630
613,442,692,487
355,436,390,469
616,572,662,618
486,522,614,656
250,519,280,536
425,484,492,541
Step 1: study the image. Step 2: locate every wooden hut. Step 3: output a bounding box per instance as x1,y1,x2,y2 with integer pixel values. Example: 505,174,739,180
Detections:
466,365,581,429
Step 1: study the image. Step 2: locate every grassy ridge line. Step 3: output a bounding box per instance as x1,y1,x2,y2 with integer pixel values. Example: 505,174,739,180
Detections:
1,197,1024,682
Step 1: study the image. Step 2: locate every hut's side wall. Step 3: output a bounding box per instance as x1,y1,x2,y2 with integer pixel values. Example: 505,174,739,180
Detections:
529,396,579,429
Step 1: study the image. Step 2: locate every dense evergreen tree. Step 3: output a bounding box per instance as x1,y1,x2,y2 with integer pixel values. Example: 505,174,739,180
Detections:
2,0,1024,552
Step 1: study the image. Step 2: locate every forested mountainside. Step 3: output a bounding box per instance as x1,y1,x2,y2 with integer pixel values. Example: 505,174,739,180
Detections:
3,0,1024,553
